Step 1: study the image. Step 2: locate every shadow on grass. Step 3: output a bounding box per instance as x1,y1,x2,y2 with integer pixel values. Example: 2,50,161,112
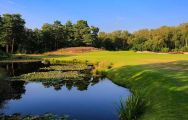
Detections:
108,60,188,120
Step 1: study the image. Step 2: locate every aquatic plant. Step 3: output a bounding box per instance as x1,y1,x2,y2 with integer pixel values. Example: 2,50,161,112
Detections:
13,71,86,81
0,113,68,120
93,69,107,77
118,92,147,120
10,63,94,90
45,59,83,65
40,64,88,71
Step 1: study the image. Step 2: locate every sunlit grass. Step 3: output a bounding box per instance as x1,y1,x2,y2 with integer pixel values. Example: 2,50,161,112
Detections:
48,51,188,120
45,51,188,68
108,62,188,120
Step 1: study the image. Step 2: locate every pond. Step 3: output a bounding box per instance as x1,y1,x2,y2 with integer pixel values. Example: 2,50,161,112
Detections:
0,62,131,120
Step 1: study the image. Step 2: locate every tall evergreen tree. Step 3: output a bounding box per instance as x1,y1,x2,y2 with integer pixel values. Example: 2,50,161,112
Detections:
1,14,25,53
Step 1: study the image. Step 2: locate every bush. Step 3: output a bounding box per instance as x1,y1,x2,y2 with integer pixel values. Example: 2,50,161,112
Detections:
172,48,179,52
93,69,107,77
118,92,147,120
107,62,113,69
161,48,170,53
181,46,188,52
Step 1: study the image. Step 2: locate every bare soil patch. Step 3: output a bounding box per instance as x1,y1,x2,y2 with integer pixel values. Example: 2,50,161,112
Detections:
47,47,100,55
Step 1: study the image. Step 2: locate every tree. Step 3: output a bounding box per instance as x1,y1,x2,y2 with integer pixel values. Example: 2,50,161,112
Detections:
64,21,74,46
52,20,65,49
33,28,43,53
74,20,90,46
90,26,99,47
0,15,5,47
1,14,25,53
41,23,54,51
180,23,188,47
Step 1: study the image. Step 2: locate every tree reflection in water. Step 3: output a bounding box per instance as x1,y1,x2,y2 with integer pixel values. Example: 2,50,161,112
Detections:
0,62,101,111
42,77,100,91
0,80,26,110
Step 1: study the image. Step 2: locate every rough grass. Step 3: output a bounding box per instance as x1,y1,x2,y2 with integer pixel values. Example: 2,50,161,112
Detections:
48,51,188,120
119,92,147,120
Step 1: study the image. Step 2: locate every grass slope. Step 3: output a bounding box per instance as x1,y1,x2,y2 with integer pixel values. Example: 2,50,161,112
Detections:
108,62,188,120
49,51,188,120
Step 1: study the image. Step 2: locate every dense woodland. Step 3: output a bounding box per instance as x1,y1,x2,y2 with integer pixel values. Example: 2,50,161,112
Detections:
0,13,188,54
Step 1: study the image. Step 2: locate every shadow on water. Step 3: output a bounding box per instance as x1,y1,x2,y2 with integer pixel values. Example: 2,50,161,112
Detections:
0,80,25,110
0,61,49,77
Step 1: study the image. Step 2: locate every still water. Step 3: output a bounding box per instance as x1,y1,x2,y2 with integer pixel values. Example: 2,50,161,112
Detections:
0,62,130,120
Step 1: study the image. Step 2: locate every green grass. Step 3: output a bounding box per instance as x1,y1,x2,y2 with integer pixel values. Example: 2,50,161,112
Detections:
47,51,188,120
109,62,188,120
45,51,188,67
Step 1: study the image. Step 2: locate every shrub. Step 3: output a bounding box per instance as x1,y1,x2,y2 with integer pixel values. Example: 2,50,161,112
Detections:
118,92,147,120
181,46,188,52
93,69,107,77
161,48,169,53
107,62,113,69
172,48,179,52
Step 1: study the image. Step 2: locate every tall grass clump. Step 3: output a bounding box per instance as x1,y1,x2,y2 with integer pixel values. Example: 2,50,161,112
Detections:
118,92,147,120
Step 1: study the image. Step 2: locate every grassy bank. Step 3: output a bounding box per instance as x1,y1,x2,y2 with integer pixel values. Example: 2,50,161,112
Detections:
108,61,188,120
47,51,188,120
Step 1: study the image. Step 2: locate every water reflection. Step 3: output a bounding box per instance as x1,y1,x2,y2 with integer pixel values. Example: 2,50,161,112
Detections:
0,61,48,77
0,77,101,109
0,80,25,110
42,77,100,91
0,62,130,120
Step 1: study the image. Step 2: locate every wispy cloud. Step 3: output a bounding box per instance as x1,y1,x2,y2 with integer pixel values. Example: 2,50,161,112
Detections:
7,0,16,5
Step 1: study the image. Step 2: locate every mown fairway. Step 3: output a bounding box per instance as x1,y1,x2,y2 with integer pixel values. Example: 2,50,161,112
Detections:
47,51,188,120
47,51,188,66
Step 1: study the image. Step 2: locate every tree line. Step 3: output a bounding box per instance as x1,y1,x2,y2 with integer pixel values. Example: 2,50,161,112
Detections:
98,24,188,52
0,13,188,54
0,14,99,53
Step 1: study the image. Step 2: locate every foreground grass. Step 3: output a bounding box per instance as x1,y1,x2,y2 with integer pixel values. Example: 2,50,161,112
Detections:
109,62,188,120
48,51,188,120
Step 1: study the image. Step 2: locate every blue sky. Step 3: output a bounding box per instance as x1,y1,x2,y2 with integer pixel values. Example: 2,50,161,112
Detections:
0,0,188,32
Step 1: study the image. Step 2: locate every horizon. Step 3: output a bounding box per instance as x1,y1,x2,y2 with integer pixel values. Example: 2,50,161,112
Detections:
0,0,188,32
